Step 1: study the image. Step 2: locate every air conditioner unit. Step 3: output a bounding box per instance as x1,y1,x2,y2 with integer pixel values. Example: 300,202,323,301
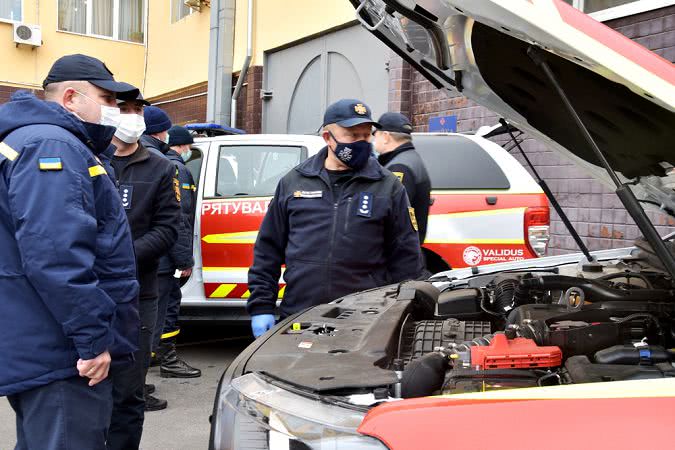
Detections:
13,23,42,48
184,0,202,11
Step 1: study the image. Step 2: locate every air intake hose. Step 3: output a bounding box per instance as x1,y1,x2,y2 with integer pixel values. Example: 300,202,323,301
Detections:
520,275,674,303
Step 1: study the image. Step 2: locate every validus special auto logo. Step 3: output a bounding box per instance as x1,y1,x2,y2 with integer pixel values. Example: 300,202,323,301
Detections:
462,246,483,266
463,246,525,266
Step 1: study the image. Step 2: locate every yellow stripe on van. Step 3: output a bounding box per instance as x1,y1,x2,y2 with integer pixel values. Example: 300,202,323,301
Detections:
209,284,237,298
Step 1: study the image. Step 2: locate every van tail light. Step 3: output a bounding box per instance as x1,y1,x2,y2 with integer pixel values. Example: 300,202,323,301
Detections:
525,206,550,257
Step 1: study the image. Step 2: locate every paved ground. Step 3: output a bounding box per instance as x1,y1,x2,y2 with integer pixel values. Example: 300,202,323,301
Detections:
0,324,252,450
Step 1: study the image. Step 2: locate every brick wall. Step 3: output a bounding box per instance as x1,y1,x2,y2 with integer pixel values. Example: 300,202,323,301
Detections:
145,82,208,126
233,65,263,134
0,85,43,104
146,66,263,133
394,6,675,255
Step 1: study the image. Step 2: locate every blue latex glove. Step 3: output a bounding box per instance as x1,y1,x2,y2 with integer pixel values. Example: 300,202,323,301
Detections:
251,314,276,338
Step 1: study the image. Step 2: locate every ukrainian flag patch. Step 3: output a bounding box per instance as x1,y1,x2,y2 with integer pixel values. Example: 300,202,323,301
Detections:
181,183,191,190
38,157,63,171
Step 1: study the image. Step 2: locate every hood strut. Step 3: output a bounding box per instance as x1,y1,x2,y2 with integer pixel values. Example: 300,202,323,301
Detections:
527,46,675,280
499,118,597,266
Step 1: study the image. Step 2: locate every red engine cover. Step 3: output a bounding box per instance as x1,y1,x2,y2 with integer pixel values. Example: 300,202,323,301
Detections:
470,333,562,369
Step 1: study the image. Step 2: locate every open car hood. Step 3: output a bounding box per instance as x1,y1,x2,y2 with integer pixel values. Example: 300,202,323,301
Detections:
349,0,675,215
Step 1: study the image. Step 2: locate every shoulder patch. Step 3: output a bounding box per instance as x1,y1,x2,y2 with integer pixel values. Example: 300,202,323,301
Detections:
38,157,63,171
392,171,404,183
173,178,181,202
0,142,19,161
89,165,107,177
408,207,419,231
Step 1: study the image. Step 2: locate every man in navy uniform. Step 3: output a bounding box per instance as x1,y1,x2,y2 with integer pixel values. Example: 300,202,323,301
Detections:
247,99,423,337
108,90,179,444
151,125,201,379
373,112,431,245
0,54,140,450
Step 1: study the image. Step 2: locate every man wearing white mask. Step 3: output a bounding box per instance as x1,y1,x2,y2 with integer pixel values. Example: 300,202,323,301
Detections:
107,90,180,449
0,54,140,450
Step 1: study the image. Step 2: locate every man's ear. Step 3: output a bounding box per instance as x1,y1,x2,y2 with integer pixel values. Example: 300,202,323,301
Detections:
322,129,332,146
62,87,78,113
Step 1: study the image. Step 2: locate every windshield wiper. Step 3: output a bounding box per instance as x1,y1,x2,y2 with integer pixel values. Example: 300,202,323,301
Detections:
527,46,675,280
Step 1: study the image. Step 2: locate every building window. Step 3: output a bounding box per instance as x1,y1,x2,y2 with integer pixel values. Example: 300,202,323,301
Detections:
171,0,193,23
0,0,22,22
58,0,145,43
563,0,674,19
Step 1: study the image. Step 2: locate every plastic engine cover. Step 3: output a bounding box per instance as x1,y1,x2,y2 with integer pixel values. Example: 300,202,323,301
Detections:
470,334,562,370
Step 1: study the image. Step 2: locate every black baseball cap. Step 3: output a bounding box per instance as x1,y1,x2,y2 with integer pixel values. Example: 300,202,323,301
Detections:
115,82,151,106
377,112,413,134
322,99,381,128
43,54,139,98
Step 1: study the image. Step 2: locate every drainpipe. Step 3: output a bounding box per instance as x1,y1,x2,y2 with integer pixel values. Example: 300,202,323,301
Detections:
230,0,253,129
206,0,236,126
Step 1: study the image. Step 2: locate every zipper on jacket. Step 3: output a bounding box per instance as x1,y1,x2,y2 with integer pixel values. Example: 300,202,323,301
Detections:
343,196,353,233
327,200,339,300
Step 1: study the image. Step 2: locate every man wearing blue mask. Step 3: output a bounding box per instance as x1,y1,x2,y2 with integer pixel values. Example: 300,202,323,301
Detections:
247,99,423,337
0,54,140,450
150,125,200,379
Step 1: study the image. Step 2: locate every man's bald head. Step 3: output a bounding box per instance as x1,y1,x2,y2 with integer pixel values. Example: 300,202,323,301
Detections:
44,80,116,124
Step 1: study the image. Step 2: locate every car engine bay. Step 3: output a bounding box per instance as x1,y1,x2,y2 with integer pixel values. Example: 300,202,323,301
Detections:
243,239,675,404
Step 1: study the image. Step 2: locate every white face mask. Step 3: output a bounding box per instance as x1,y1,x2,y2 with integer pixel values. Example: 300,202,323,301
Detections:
75,90,122,128
114,114,146,144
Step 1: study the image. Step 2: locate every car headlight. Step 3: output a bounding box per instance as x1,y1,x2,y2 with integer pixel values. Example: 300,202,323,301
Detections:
211,372,389,450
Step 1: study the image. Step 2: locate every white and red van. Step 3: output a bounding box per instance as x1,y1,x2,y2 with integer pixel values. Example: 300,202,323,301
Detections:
180,131,549,320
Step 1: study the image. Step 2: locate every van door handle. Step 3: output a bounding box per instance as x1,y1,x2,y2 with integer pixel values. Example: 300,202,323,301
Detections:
486,196,498,205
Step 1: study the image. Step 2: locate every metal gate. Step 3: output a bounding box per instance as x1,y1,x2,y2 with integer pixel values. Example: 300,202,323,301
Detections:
262,24,390,134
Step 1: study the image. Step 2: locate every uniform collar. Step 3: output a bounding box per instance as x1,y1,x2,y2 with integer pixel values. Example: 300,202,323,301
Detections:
165,148,184,163
115,141,150,165
377,141,415,166
296,146,384,181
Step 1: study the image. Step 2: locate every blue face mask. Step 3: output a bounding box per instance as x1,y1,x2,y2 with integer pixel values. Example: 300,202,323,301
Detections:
328,131,371,170
181,148,192,162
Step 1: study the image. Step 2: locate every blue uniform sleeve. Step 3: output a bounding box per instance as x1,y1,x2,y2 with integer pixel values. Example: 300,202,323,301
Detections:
168,163,195,270
385,183,423,282
134,163,180,265
8,138,116,360
247,181,288,316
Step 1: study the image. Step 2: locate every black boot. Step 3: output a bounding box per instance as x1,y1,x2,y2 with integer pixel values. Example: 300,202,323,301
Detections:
159,338,201,378
144,383,155,395
144,393,168,411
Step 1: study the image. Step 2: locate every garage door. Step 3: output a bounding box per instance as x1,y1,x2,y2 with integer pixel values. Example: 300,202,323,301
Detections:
263,24,390,134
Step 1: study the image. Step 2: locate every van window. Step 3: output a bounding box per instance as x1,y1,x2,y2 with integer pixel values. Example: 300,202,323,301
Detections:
185,147,203,187
215,145,305,197
414,135,510,190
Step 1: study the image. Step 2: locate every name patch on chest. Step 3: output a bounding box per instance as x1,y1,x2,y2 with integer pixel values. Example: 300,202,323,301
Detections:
357,192,373,217
119,185,133,209
293,190,323,199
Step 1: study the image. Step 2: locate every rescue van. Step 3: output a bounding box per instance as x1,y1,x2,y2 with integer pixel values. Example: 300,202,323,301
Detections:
180,131,549,320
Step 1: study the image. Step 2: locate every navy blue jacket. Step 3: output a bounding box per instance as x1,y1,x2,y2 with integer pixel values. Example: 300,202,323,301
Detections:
247,147,422,317
0,92,139,396
158,149,196,274
111,143,180,300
